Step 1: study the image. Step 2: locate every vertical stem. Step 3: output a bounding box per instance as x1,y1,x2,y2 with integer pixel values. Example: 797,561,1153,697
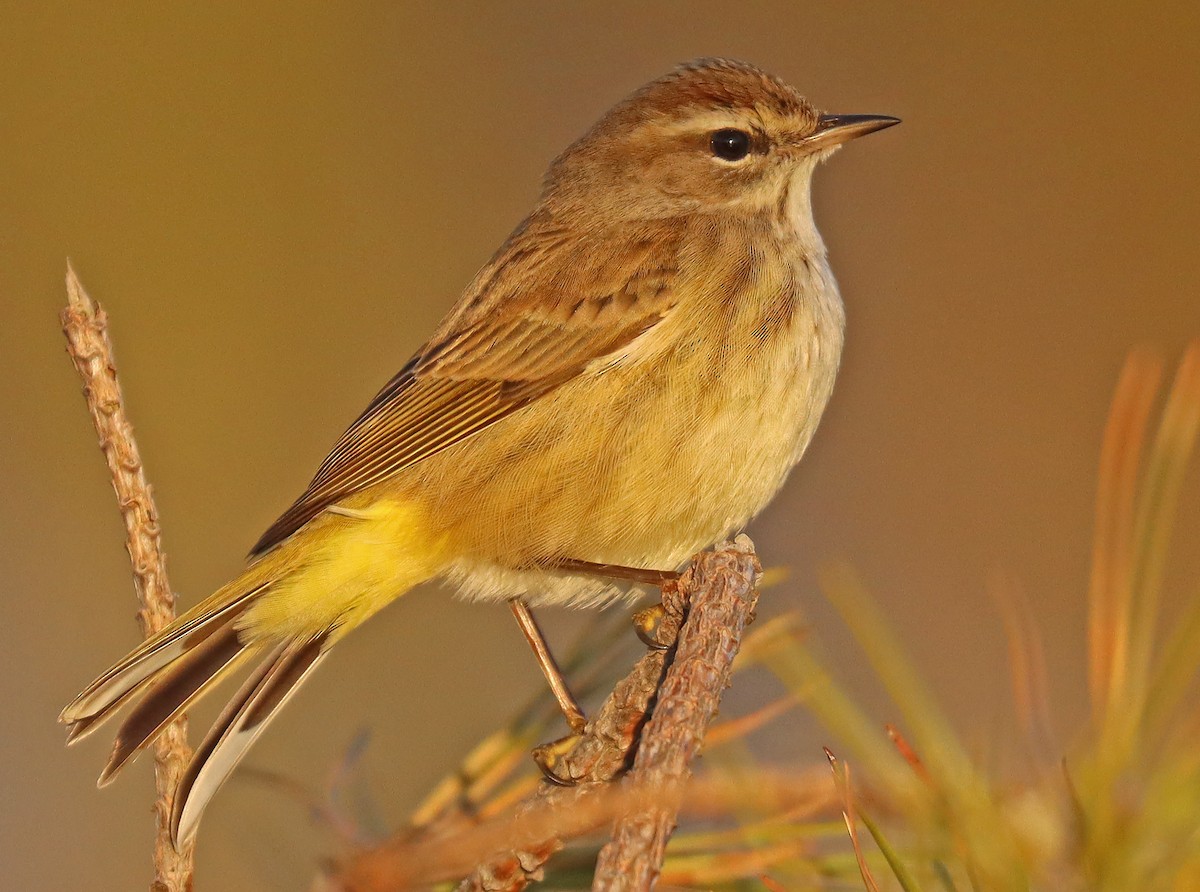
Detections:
61,264,195,891
591,537,760,891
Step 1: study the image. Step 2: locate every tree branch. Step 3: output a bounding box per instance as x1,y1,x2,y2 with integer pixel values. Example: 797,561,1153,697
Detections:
341,577,684,892
591,535,760,891
332,769,829,890
336,538,760,891
61,264,195,892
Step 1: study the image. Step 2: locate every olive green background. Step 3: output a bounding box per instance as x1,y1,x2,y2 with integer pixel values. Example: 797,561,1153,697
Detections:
3,3,1199,889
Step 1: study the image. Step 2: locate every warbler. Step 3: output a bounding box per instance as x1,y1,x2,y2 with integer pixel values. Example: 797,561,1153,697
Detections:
61,58,897,846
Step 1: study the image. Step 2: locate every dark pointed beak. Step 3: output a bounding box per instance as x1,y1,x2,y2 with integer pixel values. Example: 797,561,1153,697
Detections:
803,113,900,152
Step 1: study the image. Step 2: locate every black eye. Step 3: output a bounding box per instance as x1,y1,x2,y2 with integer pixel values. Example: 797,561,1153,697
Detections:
710,128,752,161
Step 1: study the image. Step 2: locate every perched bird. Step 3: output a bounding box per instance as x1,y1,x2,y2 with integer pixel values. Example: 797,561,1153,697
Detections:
61,57,897,847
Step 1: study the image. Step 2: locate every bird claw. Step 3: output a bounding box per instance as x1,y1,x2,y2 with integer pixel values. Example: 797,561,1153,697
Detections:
533,732,585,786
633,602,671,651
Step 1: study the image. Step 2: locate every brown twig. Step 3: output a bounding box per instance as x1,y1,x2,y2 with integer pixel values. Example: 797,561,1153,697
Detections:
61,263,194,891
591,536,760,891
332,769,830,890
337,539,760,891
340,575,684,892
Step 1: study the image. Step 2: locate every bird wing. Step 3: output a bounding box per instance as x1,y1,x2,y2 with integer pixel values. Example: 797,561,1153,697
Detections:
249,219,681,555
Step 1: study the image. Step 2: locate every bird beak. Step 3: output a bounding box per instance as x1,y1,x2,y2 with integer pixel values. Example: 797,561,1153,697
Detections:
802,114,900,153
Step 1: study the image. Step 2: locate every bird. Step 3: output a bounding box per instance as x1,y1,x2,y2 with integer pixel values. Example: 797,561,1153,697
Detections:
60,57,897,848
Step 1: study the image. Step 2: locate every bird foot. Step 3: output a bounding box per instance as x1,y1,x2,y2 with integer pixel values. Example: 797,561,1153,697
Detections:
633,602,672,651
532,731,586,786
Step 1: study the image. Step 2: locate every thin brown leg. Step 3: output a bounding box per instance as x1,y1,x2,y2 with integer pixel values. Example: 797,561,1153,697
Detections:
509,599,587,734
552,557,681,653
552,557,680,587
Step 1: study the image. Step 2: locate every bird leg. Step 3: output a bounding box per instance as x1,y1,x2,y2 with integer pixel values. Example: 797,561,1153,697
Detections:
512,560,681,782
552,557,680,651
509,599,590,784
551,557,680,587
509,599,587,734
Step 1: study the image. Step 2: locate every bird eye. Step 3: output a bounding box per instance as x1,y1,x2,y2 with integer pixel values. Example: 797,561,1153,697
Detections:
710,128,752,162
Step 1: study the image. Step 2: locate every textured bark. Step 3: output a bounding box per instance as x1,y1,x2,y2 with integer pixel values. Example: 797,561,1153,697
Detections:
451,604,682,892
332,769,840,891
338,539,760,892
61,264,195,892
591,536,760,891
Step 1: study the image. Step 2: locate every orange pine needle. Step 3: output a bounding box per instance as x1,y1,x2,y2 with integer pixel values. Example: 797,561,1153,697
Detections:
706,696,796,747
1086,348,1162,717
884,724,931,784
1126,340,1200,705
990,572,1054,748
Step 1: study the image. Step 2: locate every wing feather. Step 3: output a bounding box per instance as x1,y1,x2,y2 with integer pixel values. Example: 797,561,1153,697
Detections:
250,219,682,555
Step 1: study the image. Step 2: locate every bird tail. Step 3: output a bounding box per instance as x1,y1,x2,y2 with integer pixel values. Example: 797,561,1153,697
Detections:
59,569,332,846
61,498,446,848
59,578,270,756
171,636,328,846
59,566,332,846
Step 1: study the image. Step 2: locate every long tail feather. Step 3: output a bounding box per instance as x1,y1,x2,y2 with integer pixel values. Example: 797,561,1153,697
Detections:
65,675,154,745
60,582,267,729
98,622,256,785
171,635,329,848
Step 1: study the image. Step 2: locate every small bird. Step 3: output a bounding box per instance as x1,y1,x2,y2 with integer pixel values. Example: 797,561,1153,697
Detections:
61,58,896,846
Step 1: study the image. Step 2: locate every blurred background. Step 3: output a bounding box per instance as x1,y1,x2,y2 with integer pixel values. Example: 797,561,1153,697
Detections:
3,3,1199,889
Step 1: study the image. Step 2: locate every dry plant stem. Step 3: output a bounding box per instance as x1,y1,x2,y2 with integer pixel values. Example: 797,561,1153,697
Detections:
333,549,760,892
591,536,760,891
342,544,722,891
825,749,881,892
61,264,195,892
453,577,686,892
334,770,832,890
